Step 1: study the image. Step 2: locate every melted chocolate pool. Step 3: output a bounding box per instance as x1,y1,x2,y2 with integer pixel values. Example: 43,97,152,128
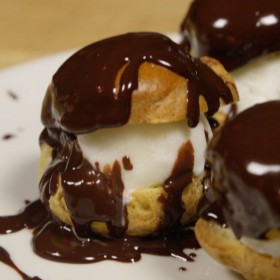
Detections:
181,0,280,70
0,199,200,272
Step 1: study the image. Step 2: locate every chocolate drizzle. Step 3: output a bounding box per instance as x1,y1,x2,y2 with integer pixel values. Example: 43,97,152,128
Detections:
181,0,280,70
0,200,47,234
122,156,133,170
39,128,127,238
41,32,233,131
0,246,41,280
206,101,280,239
161,141,194,226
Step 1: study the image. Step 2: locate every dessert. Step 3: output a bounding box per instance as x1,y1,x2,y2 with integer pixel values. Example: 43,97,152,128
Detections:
180,0,280,124
38,32,238,239
180,0,280,71
196,101,280,280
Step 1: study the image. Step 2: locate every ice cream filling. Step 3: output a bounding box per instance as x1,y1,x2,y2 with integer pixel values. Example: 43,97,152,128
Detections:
221,51,280,114
78,116,212,202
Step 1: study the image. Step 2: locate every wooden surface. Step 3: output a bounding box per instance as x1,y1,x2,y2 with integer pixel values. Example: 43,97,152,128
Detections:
0,0,192,69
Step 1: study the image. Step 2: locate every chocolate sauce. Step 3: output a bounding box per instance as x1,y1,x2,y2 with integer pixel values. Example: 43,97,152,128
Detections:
0,199,199,267
122,156,133,170
197,186,226,228
2,134,15,141
181,0,280,70
41,32,233,131
179,267,187,271
207,101,280,238
161,141,194,227
0,200,47,234
32,219,199,264
7,90,18,100
0,246,41,280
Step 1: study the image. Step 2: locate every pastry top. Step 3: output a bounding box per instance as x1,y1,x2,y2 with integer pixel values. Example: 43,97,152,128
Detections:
181,0,280,70
206,101,280,239
41,32,238,134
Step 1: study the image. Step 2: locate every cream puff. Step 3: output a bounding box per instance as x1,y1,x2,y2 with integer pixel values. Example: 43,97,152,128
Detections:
181,0,280,71
196,101,280,280
38,32,238,238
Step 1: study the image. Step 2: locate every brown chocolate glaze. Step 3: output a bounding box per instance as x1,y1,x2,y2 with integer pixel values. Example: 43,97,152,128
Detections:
0,246,41,280
41,32,233,131
207,101,280,239
161,141,194,227
197,185,226,228
39,128,127,238
181,0,280,70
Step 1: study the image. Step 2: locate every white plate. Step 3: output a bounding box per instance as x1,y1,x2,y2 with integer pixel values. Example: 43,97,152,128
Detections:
0,43,243,280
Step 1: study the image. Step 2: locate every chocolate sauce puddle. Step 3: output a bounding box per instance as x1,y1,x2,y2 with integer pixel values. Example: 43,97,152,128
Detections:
0,246,41,280
32,219,199,264
0,200,47,234
0,199,200,266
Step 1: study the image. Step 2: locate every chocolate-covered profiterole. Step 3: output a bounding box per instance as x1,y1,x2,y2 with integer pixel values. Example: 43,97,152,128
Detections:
181,0,280,70
195,101,280,280
42,32,234,131
206,101,280,239
39,32,237,241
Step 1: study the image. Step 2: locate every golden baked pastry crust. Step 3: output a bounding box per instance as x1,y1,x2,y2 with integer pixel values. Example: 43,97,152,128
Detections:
40,142,203,237
195,218,280,280
126,57,238,124
39,55,238,237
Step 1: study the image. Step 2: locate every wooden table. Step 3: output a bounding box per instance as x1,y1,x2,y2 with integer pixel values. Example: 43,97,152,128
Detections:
0,0,191,69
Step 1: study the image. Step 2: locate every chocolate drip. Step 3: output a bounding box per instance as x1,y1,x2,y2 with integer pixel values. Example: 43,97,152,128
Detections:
41,32,233,131
0,246,41,280
181,0,280,70
32,220,199,264
161,141,194,227
197,185,226,227
207,101,280,238
40,128,127,238
122,156,133,170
